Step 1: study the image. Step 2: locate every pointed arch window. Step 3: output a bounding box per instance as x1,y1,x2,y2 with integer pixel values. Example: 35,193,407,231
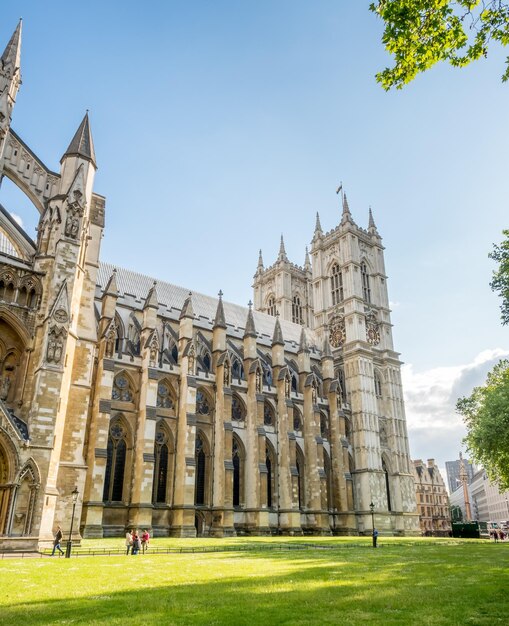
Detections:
320,412,329,439
196,389,211,415
293,407,302,432
267,296,276,317
336,367,347,404
231,394,245,422
112,374,133,402
374,370,382,398
361,262,371,303
263,401,275,426
152,422,170,503
323,451,332,510
263,360,273,387
195,435,207,505
296,448,305,510
232,358,244,382
331,263,344,306
232,437,243,507
266,444,276,509
157,381,174,408
382,458,392,511
292,295,303,325
103,419,128,502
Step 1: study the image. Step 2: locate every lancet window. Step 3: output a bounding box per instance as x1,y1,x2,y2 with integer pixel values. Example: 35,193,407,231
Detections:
331,263,344,305
361,262,371,303
292,295,303,325
156,381,174,409
103,419,128,502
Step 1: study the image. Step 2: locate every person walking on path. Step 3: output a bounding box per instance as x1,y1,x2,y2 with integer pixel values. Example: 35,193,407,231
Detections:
141,529,150,554
51,526,64,556
125,530,133,555
132,530,141,555
372,528,379,548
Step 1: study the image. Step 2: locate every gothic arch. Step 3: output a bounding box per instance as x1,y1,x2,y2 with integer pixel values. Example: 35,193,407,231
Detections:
195,430,211,506
10,457,40,537
156,378,177,410
103,413,133,503
232,434,246,507
381,454,393,512
295,444,305,510
196,386,213,418
152,420,175,505
111,370,136,403
2,163,47,215
0,308,32,348
231,392,246,423
265,440,277,509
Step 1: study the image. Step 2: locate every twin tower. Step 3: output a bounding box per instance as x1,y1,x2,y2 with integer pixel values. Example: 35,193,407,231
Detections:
0,21,419,548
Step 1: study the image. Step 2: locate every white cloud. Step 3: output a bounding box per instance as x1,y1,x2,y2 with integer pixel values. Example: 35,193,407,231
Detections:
9,212,23,227
402,348,509,472
389,300,401,309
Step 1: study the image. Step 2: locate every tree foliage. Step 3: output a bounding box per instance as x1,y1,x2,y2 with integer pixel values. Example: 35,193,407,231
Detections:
369,1,509,89
489,229,509,326
456,360,509,491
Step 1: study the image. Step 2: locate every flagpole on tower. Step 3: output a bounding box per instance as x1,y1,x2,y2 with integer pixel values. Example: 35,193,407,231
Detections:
336,182,343,204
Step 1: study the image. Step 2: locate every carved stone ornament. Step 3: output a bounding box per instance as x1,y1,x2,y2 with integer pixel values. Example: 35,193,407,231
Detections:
105,322,117,358
366,314,381,346
53,308,68,324
149,336,159,368
64,190,85,240
379,420,389,448
255,368,262,393
46,325,66,364
223,360,231,387
329,316,346,348
187,344,196,375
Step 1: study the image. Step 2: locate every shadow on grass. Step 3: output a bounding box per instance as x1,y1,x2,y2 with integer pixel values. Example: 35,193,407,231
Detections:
2,545,509,625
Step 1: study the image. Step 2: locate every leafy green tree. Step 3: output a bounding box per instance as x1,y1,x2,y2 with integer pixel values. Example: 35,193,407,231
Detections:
456,360,509,490
369,1,509,89
489,230,509,326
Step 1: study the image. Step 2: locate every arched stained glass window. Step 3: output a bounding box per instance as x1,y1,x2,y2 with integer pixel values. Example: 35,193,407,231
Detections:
195,435,206,505
157,381,174,408
331,263,344,305
292,295,303,325
153,423,170,504
264,401,275,426
196,390,211,415
231,394,245,422
112,374,133,402
103,420,128,502
233,438,242,507
361,262,371,303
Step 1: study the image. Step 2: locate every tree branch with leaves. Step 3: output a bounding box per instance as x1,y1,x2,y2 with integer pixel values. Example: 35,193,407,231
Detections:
490,229,509,326
370,1,509,89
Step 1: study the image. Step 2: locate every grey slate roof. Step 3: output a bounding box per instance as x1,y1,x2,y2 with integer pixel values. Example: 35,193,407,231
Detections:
97,262,318,354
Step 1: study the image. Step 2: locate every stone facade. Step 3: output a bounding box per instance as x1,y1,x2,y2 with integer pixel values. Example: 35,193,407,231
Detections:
0,22,419,549
413,459,451,536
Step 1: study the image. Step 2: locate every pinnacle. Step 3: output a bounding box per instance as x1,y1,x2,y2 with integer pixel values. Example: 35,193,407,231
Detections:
368,206,378,233
340,192,355,226
144,281,159,309
214,290,227,329
315,212,323,233
304,246,311,271
322,333,333,359
278,234,288,262
179,291,194,320
1,20,22,77
244,301,257,339
272,314,284,346
61,112,97,167
104,268,119,297
298,327,309,354
257,249,264,271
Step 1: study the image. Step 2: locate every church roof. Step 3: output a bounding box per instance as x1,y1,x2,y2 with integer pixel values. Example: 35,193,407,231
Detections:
97,262,318,353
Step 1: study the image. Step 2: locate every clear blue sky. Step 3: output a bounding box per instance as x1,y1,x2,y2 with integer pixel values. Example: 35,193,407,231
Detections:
1,1,508,471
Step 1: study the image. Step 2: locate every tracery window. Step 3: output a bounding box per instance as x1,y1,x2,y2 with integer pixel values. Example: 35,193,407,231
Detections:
112,374,133,402
266,444,276,508
157,381,174,408
232,437,243,507
231,394,245,422
293,408,302,432
196,389,211,415
103,419,128,502
296,448,305,510
374,371,382,398
232,358,244,382
361,262,371,303
152,423,170,503
337,368,347,403
195,435,206,505
267,296,277,317
263,401,275,426
331,263,344,306
292,295,303,325
320,412,329,439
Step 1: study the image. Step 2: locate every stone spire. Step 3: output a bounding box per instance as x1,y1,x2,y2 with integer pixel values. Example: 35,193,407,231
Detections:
304,246,311,272
322,333,333,359
298,327,309,354
340,192,354,226
277,234,288,262
61,112,97,167
272,313,284,346
1,19,22,78
244,300,257,339
315,212,323,234
179,291,194,320
144,281,159,309
257,249,264,273
104,268,119,297
213,290,227,329
368,206,379,235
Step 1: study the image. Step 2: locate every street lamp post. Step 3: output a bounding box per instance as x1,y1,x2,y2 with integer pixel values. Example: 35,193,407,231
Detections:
65,487,79,559
369,501,376,548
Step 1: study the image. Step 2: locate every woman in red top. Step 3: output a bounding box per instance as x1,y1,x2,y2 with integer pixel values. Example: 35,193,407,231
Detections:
141,529,150,553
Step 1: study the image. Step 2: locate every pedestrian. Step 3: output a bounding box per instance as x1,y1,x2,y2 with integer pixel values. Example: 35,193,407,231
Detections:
372,528,379,548
51,525,64,556
132,530,141,555
125,529,133,555
141,529,150,554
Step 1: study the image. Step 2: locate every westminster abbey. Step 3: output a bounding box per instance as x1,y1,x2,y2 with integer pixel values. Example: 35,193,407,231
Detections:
0,22,419,549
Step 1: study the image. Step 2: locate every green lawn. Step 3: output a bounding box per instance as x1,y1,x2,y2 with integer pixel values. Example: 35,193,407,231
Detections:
2,537,508,625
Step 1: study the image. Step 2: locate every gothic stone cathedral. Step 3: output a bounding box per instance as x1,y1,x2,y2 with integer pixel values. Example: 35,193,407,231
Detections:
0,22,419,549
